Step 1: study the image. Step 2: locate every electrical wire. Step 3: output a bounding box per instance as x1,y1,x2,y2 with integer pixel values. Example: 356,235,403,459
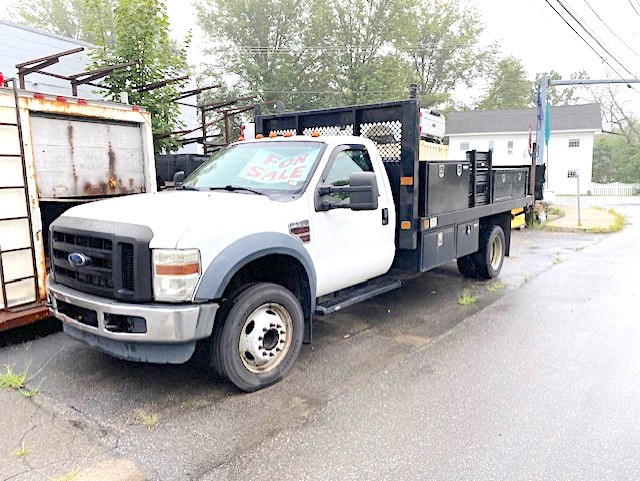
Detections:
628,0,640,16
581,0,640,60
543,0,630,80
554,0,638,78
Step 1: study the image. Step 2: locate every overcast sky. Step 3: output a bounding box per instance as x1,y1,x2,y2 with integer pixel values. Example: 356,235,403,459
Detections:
3,0,640,108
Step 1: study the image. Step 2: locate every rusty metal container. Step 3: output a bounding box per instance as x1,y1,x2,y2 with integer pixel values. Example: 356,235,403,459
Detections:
0,86,155,331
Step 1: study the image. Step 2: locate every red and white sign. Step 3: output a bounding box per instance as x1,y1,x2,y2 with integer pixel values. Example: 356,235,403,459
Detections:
239,148,319,185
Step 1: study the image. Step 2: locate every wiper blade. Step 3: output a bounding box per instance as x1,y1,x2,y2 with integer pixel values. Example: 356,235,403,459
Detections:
207,185,265,195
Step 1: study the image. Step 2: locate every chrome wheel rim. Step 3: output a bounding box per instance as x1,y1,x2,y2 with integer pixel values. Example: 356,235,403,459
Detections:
490,235,503,271
238,303,293,374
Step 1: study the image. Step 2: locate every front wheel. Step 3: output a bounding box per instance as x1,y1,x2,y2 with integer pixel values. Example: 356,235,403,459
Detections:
210,283,304,392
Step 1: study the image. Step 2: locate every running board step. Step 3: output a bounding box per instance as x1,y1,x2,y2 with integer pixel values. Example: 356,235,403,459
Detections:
315,277,402,316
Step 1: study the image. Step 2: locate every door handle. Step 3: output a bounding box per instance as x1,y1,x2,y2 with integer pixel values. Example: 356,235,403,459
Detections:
382,208,389,225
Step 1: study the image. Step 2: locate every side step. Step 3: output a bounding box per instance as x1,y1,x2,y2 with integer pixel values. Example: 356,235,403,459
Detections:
315,276,402,316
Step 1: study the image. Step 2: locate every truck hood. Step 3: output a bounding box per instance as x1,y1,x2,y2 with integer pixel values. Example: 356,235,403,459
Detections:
61,191,301,247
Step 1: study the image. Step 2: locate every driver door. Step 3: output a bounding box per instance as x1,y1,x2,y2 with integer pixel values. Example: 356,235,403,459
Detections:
309,145,393,296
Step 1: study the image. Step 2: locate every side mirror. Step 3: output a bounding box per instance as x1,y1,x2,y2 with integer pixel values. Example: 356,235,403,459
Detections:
173,171,185,188
348,172,378,210
317,171,378,211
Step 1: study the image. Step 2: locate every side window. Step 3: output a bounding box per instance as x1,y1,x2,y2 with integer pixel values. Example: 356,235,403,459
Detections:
323,149,375,204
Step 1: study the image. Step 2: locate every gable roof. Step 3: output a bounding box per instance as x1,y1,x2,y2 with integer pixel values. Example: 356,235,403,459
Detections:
447,103,602,135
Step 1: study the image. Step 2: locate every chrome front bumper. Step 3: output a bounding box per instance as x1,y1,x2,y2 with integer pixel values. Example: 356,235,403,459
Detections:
47,278,218,363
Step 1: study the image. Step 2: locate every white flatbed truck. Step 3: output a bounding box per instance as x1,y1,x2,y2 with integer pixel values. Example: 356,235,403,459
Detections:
47,96,534,391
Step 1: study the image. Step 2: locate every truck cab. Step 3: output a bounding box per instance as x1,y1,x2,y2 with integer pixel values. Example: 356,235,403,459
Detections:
48,98,534,391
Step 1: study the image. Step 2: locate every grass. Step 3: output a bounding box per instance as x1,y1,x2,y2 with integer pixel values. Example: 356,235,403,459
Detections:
12,443,30,457
547,206,565,217
487,282,504,292
19,387,39,399
553,254,564,264
458,290,478,306
523,275,530,283
140,411,159,429
0,365,27,389
584,208,626,233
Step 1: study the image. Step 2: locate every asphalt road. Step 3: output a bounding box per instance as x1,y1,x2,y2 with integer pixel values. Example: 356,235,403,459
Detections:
1,198,638,480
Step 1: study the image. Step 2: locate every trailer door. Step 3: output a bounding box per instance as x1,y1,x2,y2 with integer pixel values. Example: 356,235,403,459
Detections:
30,115,146,199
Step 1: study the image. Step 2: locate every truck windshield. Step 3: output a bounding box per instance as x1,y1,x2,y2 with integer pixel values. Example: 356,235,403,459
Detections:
181,141,325,193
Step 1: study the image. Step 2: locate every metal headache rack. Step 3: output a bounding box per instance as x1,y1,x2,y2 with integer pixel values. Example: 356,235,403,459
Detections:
256,95,536,256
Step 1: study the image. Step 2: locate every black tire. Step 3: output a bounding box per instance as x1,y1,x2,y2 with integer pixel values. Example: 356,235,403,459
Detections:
473,225,505,279
457,255,478,278
210,282,304,392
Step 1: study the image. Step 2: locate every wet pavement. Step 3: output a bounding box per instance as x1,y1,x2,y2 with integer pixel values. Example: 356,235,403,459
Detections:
2,198,637,480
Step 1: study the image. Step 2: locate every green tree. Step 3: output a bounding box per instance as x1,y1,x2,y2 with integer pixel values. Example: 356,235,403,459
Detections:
593,132,640,184
476,56,532,110
310,0,415,104
401,0,496,108
534,70,586,106
91,0,190,154
13,0,116,45
196,0,325,111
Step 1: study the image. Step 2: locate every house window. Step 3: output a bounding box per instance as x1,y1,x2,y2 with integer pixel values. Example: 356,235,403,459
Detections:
569,139,580,148
488,141,494,151
507,140,513,155
460,141,469,151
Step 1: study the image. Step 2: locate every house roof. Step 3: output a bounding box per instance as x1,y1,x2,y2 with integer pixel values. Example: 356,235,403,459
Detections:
0,19,96,48
447,103,602,135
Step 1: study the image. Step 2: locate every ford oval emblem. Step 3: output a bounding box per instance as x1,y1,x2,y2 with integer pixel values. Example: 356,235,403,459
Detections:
68,252,91,267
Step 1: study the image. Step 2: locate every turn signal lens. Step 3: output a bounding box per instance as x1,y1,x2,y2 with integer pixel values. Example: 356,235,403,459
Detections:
152,249,201,302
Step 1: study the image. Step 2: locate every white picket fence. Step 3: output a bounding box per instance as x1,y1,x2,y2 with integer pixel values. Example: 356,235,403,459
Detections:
589,182,640,196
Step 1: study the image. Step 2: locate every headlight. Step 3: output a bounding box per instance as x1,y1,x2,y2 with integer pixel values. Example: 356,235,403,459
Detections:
152,249,201,302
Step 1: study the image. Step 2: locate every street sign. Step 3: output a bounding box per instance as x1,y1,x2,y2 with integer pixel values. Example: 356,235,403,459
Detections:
567,169,578,178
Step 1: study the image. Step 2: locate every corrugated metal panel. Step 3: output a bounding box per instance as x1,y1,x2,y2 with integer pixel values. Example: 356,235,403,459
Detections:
30,115,146,198
419,141,449,161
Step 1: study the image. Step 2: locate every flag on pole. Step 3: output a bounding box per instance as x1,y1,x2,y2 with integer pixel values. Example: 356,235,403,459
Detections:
544,103,551,145
528,124,533,155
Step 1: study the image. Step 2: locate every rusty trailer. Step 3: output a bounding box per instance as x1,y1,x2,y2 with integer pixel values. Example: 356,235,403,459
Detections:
0,81,156,331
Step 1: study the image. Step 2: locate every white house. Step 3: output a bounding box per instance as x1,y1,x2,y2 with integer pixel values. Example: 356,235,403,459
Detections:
446,104,602,195
0,19,200,154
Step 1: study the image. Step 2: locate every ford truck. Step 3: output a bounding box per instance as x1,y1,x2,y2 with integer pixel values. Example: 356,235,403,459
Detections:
47,95,535,391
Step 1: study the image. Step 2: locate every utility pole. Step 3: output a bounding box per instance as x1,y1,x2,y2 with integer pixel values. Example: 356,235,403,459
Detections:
536,77,640,197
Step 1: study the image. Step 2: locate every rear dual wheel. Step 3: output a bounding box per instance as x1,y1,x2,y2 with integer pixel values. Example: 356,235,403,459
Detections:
457,225,505,280
210,283,304,392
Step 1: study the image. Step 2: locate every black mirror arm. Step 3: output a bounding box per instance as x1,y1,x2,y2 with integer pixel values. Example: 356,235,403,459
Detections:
318,184,372,195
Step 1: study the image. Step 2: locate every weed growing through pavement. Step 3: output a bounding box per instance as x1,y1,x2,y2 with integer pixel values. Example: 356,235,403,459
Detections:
553,255,563,264
458,290,478,305
0,365,27,389
19,386,39,399
140,411,159,429
11,442,29,457
487,282,504,292
523,275,530,283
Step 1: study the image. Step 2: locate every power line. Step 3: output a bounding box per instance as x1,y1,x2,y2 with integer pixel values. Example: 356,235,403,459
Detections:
581,0,640,60
543,0,630,80
628,0,640,16
554,0,638,78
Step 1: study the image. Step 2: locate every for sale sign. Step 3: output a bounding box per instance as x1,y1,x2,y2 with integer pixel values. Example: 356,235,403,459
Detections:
238,147,320,185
